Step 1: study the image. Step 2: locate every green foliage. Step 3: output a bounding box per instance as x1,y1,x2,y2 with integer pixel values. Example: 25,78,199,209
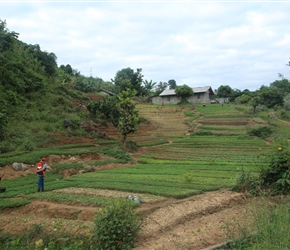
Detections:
125,140,139,151
0,198,30,210
216,85,233,99
260,146,290,194
192,131,214,136
259,85,284,109
117,88,140,147
168,79,177,90
248,126,273,139
93,200,141,250
0,225,93,250
223,200,290,249
232,169,261,196
175,84,193,101
87,96,120,126
96,144,132,162
112,67,145,96
233,145,290,195
284,93,290,110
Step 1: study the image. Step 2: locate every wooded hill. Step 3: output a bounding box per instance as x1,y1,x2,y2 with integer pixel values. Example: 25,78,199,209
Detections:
0,20,118,153
1,19,290,154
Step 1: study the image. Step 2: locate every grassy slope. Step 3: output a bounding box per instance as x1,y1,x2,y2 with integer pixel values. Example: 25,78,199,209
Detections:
0,102,286,205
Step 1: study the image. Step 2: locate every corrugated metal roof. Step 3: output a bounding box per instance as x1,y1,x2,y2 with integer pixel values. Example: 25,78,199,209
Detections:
159,89,176,96
193,86,212,93
159,86,214,96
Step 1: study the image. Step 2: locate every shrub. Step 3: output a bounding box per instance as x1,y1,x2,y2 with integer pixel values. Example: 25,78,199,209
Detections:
232,169,261,196
260,146,290,194
125,140,139,151
93,200,141,250
248,126,273,139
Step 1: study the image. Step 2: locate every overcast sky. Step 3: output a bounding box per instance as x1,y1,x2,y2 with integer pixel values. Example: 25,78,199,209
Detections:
1,1,290,91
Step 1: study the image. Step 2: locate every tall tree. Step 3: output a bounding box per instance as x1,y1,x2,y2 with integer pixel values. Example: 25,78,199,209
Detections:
155,81,168,92
26,44,57,76
0,19,18,52
259,86,284,109
168,79,177,89
112,67,145,96
216,85,234,99
143,79,157,93
270,75,290,94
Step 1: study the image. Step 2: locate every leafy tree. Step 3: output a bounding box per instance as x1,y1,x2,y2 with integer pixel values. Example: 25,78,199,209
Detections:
155,81,168,93
175,84,194,103
25,44,58,76
236,94,252,104
86,96,119,126
168,79,177,89
216,85,234,98
249,96,261,113
270,75,290,94
143,79,157,93
59,64,73,75
259,85,284,109
117,88,140,148
0,19,18,52
112,67,145,96
87,86,140,147
284,93,290,110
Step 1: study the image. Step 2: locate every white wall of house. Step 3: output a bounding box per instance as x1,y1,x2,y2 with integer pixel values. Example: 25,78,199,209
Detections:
152,91,211,104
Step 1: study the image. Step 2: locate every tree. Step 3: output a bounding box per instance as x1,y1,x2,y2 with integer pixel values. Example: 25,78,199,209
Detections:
117,88,140,148
86,86,140,148
270,75,290,94
175,84,194,103
112,67,145,96
155,81,168,92
249,96,261,113
0,19,18,52
216,85,234,99
59,64,73,75
284,93,290,110
142,79,157,93
26,44,58,76
168,79,177,90
259,85,284,109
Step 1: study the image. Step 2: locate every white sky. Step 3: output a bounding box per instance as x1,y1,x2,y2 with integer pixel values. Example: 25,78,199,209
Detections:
1,1,290,91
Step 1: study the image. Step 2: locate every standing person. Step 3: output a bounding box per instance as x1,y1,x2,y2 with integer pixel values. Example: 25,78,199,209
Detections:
41,157,47,173
36,162,45,192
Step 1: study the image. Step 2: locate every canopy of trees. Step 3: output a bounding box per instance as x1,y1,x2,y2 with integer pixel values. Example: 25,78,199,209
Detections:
111,67,145,96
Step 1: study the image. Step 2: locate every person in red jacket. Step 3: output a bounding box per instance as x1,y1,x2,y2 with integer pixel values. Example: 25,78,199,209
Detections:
36,162,45,192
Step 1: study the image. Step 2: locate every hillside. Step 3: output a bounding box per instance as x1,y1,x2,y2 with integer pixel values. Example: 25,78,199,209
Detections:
1,102,287,249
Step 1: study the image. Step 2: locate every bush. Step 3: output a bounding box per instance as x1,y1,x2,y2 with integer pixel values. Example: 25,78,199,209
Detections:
232,170,261,196
93,200,141,250
260,146,290,194
248,126,273,139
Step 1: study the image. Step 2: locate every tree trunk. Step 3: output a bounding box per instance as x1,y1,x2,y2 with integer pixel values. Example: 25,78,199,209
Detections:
122,134,127,149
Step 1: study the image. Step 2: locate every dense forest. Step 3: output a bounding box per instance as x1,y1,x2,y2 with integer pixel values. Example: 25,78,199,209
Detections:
1,19,290,153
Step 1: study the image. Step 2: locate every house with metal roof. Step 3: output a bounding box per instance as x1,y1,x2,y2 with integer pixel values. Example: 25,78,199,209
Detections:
152,86,215,105
97,88,115,96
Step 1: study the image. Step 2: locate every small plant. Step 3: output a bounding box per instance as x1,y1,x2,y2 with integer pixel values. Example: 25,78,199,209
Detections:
93,200,141,250
232,169,261,196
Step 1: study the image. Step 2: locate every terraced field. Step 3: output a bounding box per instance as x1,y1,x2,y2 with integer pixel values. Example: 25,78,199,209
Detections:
0,103,278,249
